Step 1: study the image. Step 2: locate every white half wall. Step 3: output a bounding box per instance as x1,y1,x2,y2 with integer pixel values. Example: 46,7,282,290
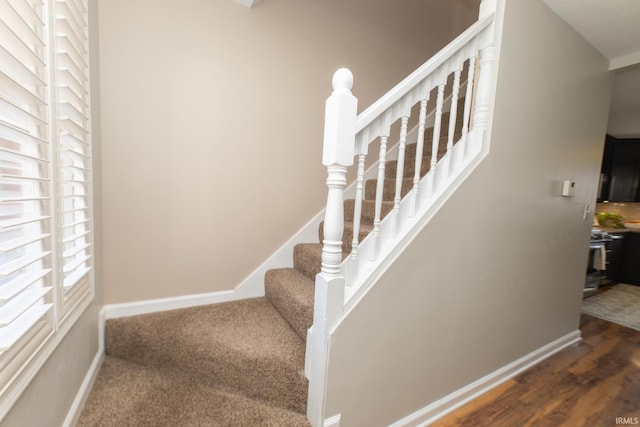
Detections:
322,0,612,424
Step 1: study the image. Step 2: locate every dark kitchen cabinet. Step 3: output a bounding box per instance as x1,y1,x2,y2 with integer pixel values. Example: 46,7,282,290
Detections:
605,233,625,282
598,136,640,202
620,232,640,285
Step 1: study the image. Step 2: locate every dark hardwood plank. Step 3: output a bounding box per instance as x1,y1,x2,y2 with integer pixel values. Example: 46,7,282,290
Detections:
434,315,640,426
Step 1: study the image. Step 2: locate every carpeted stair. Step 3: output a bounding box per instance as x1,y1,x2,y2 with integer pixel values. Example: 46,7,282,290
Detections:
77,108,464,426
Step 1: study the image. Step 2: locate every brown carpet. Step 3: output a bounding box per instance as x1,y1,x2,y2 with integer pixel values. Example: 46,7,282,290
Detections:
77,356,310,427
77,111,464,426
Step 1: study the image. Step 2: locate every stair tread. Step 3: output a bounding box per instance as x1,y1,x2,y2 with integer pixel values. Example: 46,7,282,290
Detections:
265,268,314,342
344,199,394,223
105,297,308,413
77,356,310,427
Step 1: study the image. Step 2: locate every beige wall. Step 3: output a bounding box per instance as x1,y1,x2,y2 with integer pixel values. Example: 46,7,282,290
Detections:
0,1,104,425
324,0,612,425
607,65,640,138
98,0,480,303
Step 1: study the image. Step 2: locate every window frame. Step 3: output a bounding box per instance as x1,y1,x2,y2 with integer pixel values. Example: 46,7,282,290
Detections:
0,0,94,419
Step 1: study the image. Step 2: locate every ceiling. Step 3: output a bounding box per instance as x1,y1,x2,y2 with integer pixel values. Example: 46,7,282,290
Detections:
543,0,640,70
544,0,640,138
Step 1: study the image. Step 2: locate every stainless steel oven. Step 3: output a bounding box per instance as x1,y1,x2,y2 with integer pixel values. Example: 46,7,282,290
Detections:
585,238,606,291
585,229,624,291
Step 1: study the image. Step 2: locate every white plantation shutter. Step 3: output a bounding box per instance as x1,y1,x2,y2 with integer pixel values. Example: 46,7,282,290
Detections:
0,0,54,354
53,0,92,312
0,0,93,417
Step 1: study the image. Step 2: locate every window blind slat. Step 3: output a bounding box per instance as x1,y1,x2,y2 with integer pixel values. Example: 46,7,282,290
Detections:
9,0,46,27
55,51,86,83
0,146,49,163
55,1,83,32
0,70,45,109
63,265,89,289
58,103,86,126
54,18,84,50
62,242,88,258
0,121,48,145
62,253,89,274
61,218,87,230
57,72,86,100
0,196,49,203
0,19,45,69
0,269,50,302
58,117,87,136
0,43,46,87
0,0,46,49
0,173,50,182
55,35,85,67
57,86,86,111
61,229,88,243
0,233,49,253
56,36,87,71
0,287,51,326
0,251,51,278
0,303,52,352
0,215,49,229
0,96,47,128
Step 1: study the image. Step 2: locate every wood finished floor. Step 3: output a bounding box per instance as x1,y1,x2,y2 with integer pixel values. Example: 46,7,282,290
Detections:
433,314,640,427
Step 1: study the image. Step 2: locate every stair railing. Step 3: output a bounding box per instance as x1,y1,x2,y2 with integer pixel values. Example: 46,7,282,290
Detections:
307,2,499,425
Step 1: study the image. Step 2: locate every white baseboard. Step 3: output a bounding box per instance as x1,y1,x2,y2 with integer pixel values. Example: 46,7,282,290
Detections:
104,289,244,319
324,414,341,427
61,343,104,427
390,330,582,427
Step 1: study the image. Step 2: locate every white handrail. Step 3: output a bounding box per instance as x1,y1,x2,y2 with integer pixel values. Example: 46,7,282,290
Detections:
355,13,495,134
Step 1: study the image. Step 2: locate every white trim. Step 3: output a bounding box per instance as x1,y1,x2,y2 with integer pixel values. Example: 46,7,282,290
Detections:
61,348,103,427
104,290,238,319
324,414,341,427
389,330,582,427
609,51,640,71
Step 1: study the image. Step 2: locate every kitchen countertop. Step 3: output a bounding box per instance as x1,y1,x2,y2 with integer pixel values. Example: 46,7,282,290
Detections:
593,226,640,234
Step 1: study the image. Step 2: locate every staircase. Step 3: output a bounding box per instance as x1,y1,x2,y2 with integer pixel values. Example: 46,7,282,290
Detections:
76,108,464,427
79,3,498,425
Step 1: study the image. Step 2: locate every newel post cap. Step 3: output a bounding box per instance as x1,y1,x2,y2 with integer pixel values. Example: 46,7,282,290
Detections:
332,68,354,93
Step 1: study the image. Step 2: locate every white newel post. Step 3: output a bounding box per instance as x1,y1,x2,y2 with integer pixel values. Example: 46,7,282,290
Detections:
470,45,498,153
308,68,357,427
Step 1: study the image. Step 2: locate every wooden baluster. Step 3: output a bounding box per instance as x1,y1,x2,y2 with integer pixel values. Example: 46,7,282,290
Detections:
308,68,357,427
428,84,445,196
460,56,477,162
372,135,388,259
392,116,409,235
410,98,428,216
349,152,366,268
446,69,462,175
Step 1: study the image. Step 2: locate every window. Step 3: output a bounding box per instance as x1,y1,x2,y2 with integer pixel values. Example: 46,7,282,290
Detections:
0,0,93,417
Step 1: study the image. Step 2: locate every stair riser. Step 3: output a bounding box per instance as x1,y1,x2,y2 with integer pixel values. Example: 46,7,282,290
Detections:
293,244,322,280
365,178,413,201
265,269,314,342
344,199,393,224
